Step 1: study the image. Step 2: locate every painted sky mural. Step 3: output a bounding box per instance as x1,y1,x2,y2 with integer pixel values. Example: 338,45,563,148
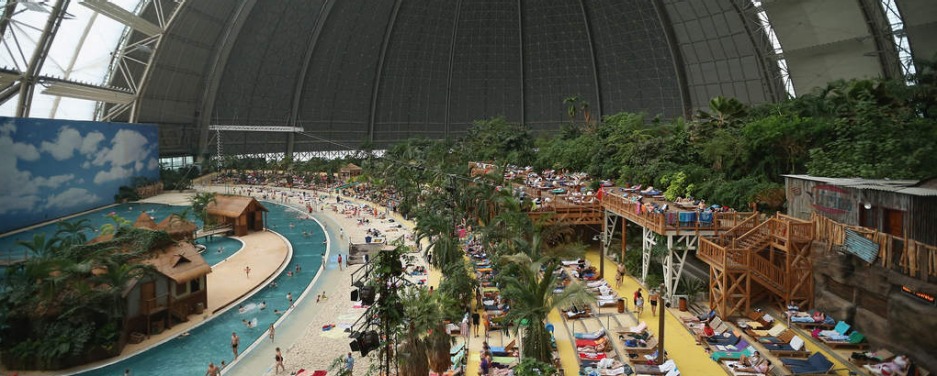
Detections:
0,117,160,234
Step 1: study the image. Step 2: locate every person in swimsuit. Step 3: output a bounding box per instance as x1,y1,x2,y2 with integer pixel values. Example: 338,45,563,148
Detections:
275,347,286,374
231,332,240,359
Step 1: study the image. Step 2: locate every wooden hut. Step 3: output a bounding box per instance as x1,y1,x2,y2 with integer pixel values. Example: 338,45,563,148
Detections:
124,241,211,338
784,175,937,246
157,214,197,241
206,195,267,236
340,163,363,180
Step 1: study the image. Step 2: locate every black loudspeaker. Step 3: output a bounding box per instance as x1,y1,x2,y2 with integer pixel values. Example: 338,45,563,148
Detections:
349,339,360,352
359,330,379,356
360,286,375,305
351,289,359,302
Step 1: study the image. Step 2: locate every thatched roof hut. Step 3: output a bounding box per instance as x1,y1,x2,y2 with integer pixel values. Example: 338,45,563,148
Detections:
157,214,197,241
134,212,158,230
206,195,267,236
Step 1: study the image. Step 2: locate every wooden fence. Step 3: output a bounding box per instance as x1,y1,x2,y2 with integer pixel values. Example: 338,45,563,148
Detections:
812,213,937,281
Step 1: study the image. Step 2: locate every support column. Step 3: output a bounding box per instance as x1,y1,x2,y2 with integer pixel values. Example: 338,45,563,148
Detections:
620,219,627,263
601,212,617,278
641,227,656,283
662,235,697,301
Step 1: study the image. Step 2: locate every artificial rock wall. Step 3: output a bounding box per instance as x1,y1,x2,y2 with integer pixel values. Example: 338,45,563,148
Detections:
812,243,937,372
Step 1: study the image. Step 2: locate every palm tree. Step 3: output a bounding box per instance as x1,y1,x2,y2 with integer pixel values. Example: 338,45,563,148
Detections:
17,233,61,259
499,253,594,362
55,219,93,248
397,288,459,375
190,191,217,227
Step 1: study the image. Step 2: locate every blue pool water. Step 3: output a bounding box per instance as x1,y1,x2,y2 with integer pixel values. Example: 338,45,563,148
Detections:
79,202,327,376
197,236,245,266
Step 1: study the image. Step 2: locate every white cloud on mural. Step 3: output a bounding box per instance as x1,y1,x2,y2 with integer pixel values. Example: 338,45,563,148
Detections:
147,157,159,170
44,188,101,210
0,124,75,214
40,127,105,161
94,165,131,184
92,129,150,168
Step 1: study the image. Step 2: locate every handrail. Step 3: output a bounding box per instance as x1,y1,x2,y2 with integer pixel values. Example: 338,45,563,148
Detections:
749,253,785,290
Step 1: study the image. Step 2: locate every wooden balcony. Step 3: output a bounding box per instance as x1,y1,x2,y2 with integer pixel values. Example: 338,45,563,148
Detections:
601,191,754,236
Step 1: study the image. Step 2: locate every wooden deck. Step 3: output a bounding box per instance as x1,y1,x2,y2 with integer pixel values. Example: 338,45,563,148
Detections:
600,190,754,236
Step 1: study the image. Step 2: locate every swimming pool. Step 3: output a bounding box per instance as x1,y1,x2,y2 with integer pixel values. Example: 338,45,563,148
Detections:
77,202,327,376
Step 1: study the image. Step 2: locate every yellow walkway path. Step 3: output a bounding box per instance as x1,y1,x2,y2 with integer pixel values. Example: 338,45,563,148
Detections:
584,250,725,376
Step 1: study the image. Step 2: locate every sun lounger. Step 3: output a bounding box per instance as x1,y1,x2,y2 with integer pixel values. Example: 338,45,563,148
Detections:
682,309,716,323
781,352,835,375
821,331,868,349
621,335,658,356
632,360,678,375
764,334,809,358
710,340,754,361
489,340,516,356
723,360,768,376
706,332,740,346
574,328,606,340
753,325,789,343
616,321,648,335
790,310,835,328
575,337,608,348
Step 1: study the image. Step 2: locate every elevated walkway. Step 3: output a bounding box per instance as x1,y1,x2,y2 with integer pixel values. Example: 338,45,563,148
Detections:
599,190,756,300
697,213,815,318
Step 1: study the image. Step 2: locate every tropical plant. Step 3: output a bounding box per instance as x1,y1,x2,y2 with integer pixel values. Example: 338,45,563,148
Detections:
499,254,594,362
190,191,217,227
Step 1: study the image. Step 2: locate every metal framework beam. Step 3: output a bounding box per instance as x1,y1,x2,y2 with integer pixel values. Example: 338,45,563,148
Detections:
80,0,162,36
208,125,304,132
41,79,135,104
15,0,71,117
662,234,698,301
641,227,656,283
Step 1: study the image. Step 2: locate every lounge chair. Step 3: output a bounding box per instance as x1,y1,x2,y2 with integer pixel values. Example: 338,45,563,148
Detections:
574,328,606,340
763,333,809,358
707,331,741,346
790,310,835,329
710,340,754,361
489,340,516,356
821,331,868,349
631,359,678,375
723,360,769,376
781,352,835,375
750,324,787,342
616,321,648,335
621,335,658,356
682,309,716,323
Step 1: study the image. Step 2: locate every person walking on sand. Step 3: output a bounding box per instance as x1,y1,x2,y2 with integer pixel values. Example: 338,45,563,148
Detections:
231,332,240,359
616,263,625,288
244,266,251,279
337,254,343,270
268,324,275,342
274,347,285,374
345,352,355,374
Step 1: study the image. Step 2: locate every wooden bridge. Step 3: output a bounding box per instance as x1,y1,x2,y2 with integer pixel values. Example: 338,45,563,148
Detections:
195,224,233,239
697,213,815,318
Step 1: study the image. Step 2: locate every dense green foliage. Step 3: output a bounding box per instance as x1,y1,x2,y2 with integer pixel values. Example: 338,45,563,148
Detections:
355,73,935,370
0,222,158,370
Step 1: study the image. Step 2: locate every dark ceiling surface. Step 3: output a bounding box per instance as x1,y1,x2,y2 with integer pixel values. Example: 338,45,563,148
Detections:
123,0,933,157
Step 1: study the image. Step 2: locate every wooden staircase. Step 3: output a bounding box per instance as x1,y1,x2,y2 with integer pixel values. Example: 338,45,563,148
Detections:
698,213,815,318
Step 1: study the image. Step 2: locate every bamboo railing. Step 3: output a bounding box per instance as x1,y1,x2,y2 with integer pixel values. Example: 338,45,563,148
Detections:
812,213,937,280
